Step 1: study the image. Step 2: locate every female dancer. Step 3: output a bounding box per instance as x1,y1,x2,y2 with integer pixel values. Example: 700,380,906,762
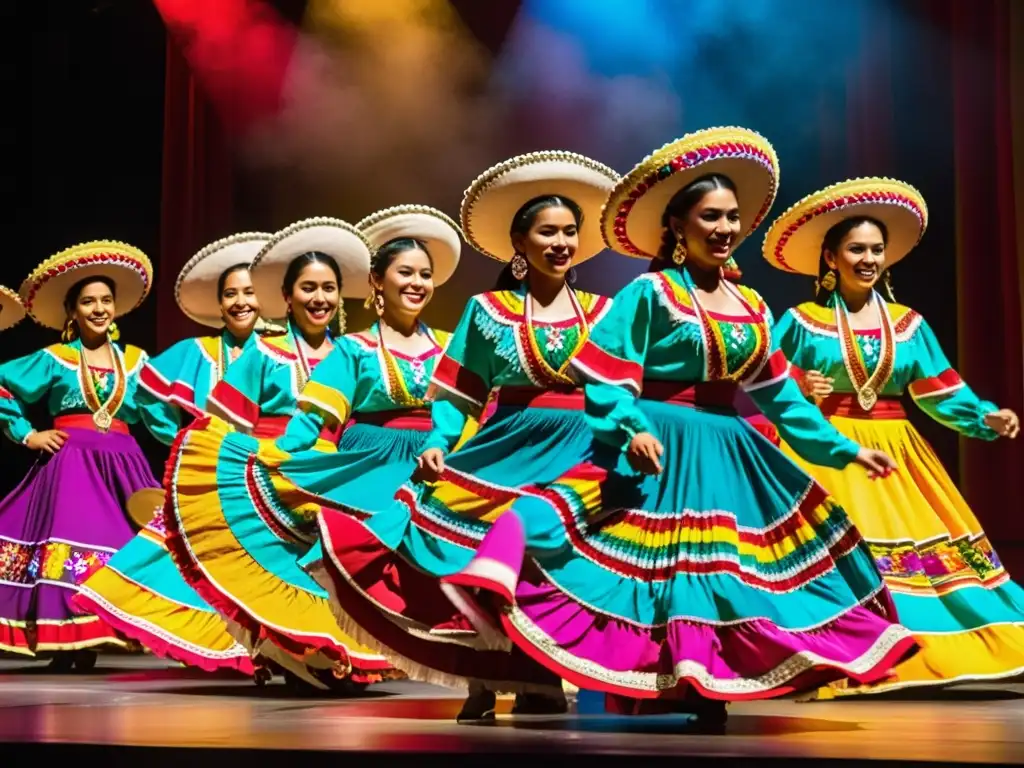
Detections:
0,242,160,669
436,128,917,726
74,233,270,674
163,218,396,689
764,177,1023,694
311,152,621,721
238,206,462,599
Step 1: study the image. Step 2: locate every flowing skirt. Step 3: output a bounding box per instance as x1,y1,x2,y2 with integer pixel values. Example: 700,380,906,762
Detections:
73,509,254,674
318,386,916,700
0,426,153,654
783,396,1024,695
311,391,588,693
164,415,400,684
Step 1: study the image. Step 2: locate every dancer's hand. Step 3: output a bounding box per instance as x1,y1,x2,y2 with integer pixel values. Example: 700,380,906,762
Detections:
854,447,897,480
25,429,68,455
415,447,446,482
984,409,1020,439
627,432,664,475
799,370,833,402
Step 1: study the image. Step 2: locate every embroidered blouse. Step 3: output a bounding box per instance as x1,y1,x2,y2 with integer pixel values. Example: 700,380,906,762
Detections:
0,340,149,444
136,330,254,445
424,285,612,454
570,267,861,468
774,295,998,440
276,322,449,453
205,323,329,435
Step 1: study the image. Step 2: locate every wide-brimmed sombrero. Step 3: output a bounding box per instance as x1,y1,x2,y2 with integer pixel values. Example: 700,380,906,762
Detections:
126,487,166,527
602,126,779,259
19,241,153,330
0,285,25,331
762,177,928,275
357,206,463,286
461,151,620,263
250,217,372,319
175,232,272,327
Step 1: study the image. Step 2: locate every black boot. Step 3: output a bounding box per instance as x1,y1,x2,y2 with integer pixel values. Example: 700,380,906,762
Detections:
456,681,496,724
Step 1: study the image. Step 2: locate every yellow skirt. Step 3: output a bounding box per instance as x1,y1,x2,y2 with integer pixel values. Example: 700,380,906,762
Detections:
783,411,1024,695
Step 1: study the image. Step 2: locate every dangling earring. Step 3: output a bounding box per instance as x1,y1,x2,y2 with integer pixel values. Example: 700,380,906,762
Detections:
567,266,578,285
107,321,120,342
882,269,896,301
671,239,687,265
363,291,374,310
820,269,837,292
511,252,528,282
61,317,76,343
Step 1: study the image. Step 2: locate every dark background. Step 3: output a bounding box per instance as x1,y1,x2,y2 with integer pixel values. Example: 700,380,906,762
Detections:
0,0,1016,555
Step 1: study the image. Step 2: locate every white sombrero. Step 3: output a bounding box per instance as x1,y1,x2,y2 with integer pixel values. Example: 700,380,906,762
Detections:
357,206,462,286
602,126,780,259
175,232,272,327
20,241,153,330
0,285,25,332
461,151,620,263
762,177,929,275
250,217,372,319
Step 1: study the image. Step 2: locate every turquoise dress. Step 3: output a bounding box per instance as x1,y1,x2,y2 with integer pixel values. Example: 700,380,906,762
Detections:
774,295,1024,693
73,331,256,673
0,341,158,654
163,323,397,684
310,286,611,692
264,323,450,581
479,269,918,701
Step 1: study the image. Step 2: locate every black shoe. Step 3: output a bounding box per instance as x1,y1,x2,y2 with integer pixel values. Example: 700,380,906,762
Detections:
47,653,75,673
456,688,496,724
511,691,568,715
72,650,97,672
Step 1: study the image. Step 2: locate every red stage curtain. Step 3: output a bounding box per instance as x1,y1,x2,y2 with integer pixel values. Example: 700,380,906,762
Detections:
157,39,235,349
950,0,1024,547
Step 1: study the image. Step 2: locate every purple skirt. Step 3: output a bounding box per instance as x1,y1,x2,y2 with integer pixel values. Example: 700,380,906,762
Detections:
0,426,157,654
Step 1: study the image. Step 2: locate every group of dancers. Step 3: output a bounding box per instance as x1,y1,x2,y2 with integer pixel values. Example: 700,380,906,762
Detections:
1,126,1021,728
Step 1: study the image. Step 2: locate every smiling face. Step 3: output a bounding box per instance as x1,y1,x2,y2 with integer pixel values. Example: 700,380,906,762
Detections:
825,220,887,294
69,279,116,341
219,267,260,339
511,204,579,282
285,260,339,335
375,246,434,321
669,186,742,270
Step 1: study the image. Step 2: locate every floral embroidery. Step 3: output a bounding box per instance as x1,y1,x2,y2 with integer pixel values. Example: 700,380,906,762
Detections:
545,326,565,353
870,534,1004,595
0,537,114,587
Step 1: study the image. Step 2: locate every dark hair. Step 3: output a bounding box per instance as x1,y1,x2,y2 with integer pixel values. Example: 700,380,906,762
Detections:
371,238,432,281
494,195,584,291
814,216,891,305
217,263,251,298
64,275,117,313
282,251,343,295
649,173,738,273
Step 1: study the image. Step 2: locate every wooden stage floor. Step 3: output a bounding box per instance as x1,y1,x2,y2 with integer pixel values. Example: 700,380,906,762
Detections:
1,656,1023,766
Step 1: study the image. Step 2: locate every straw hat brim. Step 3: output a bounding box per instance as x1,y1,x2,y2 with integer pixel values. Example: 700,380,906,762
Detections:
461,151,620,263
602,127,780,259
251,218,372,319
0,285,25,332
175,232,271,328
761,177,928,276
126,487,165,528
19,241,153,330
357,206,463,286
